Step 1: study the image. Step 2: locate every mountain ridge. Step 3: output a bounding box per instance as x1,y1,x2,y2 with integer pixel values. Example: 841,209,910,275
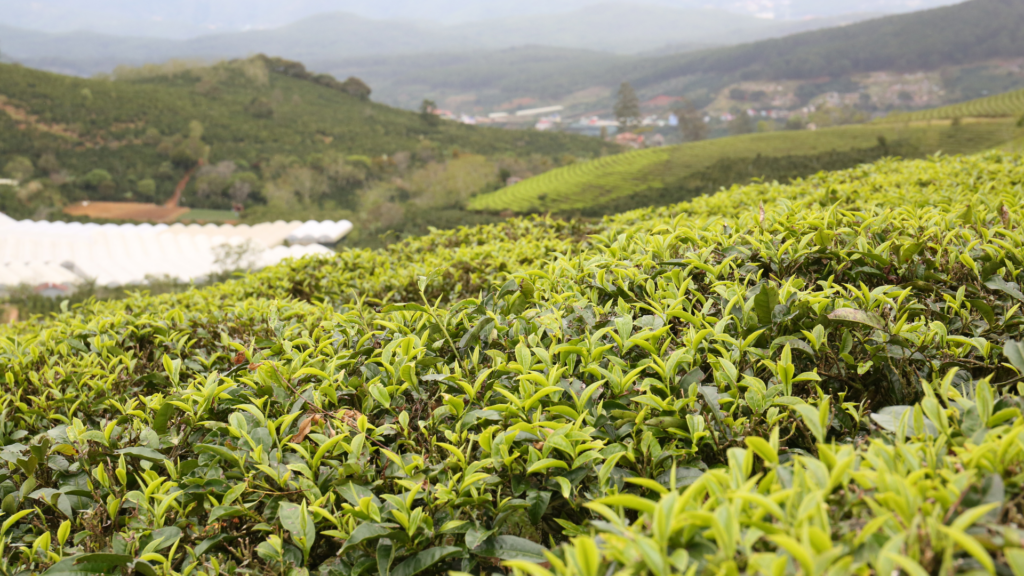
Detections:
0,3,909,77
0,0,963,36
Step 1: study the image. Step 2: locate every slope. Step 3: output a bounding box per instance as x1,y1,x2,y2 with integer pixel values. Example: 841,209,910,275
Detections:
0,58,611,224
468,120,1024,214
311,0,1024,113
3,4,885,78
619,0,1024,91
3,151,1024,576
880,87,1024,123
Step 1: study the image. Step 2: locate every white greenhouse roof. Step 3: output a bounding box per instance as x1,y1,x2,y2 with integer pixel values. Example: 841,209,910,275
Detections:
0,215,349,290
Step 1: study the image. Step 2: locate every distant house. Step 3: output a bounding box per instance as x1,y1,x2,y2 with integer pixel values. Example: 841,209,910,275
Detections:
648,134,666,147
34,283,73,298
0,179,19,187
506,177,523,187
615,132,645,149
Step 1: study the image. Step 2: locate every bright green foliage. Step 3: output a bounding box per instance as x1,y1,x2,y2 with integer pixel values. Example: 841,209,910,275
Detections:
468,121,1023,214
883,87,1024,123
4,152,1024,575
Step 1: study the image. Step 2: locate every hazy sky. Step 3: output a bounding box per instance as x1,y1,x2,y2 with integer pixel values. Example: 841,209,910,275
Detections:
0,0,964,37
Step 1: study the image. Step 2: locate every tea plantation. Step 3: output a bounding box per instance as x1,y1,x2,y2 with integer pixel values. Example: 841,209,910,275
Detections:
5,151,1024,576
467,120,1024,214
882,87,1024,124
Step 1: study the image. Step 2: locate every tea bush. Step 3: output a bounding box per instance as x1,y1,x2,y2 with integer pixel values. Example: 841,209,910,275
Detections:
4,152,1024,576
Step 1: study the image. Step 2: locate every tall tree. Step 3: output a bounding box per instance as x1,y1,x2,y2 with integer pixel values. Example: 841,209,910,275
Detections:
614,82,641,132
420,99,440,127
675,100,708,142
728,110,755,136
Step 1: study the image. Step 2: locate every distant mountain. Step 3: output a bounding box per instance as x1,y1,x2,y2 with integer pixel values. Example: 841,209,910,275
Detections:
0,0,963,37
0,4,883,77
314,0,1021,112
621,0,1023,88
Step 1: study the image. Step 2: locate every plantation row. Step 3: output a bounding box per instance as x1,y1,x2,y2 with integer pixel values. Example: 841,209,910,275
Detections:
469,121,1023,214
4,152,1024,575
883,87,1024,123
467,148,670,213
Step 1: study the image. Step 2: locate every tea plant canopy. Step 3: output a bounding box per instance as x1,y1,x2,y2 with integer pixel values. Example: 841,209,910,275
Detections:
4,152,1024,575
0,217,350,290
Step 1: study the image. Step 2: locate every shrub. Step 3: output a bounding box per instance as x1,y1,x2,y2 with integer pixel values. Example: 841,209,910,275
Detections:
2,156,34,181
80,168,113,189
4,152,1024,576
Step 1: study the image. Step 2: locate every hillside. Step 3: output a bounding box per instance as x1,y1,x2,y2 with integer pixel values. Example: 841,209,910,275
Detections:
881,87,1024,123
314,0,1024,115
468,119,1024,214
622,0,1024,89
4,151,1024,575
0,6,882,78
0,58,611,236
0,0,960,35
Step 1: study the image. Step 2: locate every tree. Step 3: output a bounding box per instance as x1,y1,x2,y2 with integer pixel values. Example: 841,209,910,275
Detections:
81,169,113,189
420,99,440,127
171,121,211,168
340,77,372,101
614,82,641,132
675,100,708,143
137,179,157,197
728,111,755,136
246,97,275,119
3,156,34,181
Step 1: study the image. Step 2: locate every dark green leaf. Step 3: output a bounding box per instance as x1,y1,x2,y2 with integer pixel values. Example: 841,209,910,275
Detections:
753,284,779,326
208,506,247,522
473,535,548,562
828,308,884,330
390,546,462,576
985,276,1024,302
341,523,396,553
115,447,166,463
193,534,229,558
1005,340,1024,372
526,490,551,525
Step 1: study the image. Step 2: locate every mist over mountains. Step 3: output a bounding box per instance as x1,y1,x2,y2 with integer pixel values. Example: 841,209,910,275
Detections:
0,4,880,78
0,0,964,38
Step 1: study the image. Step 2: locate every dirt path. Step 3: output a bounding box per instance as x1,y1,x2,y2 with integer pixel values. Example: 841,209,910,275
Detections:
64,201,190,223
165,160,204,208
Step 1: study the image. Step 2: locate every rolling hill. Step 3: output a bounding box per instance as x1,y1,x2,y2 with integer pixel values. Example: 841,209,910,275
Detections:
468,118,1024,214
0,57,611,236
0,4,885,78
314,0,1024,114
880,87,1024,123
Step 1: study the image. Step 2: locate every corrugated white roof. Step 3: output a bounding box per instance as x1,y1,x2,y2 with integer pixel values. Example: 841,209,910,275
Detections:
0,214,346,289
286,220,355,245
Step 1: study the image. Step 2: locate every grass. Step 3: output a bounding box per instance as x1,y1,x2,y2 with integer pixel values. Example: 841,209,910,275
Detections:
176,209,239,223
468,120,1024,213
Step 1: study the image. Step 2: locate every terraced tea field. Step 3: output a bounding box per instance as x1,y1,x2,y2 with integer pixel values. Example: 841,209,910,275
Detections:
882,87,1024,123
468,120,1022,214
